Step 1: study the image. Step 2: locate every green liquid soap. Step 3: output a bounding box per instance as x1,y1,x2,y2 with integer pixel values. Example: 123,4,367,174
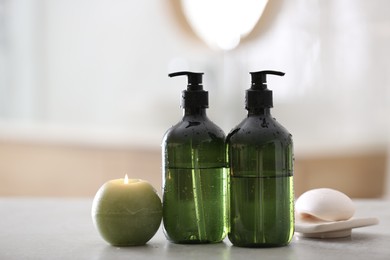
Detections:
163,167,228,243
162,71,228,243
227,70,295,247
229,175,294,247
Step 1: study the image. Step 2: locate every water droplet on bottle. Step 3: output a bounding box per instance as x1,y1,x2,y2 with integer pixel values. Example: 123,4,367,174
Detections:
261,118,269,128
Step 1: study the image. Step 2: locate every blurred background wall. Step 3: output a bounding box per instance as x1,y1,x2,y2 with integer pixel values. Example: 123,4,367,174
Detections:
0,0,389,198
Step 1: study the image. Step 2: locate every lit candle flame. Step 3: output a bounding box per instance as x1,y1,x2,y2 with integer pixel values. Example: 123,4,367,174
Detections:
124,174,129,184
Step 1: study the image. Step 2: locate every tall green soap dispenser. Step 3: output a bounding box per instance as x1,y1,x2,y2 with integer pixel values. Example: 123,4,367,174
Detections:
162,71,228,244
227,70,294,247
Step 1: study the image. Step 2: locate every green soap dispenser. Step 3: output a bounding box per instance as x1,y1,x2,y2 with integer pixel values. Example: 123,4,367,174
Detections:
227,70,294,247
162,71,228,244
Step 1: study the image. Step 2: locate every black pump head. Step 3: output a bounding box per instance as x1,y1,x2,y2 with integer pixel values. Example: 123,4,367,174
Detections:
246,70,285,109
169,71,203,91
168,71,208,108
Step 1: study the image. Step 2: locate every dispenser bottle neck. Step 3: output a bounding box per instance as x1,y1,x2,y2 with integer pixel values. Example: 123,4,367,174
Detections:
184,107,207,117
247,107,271,117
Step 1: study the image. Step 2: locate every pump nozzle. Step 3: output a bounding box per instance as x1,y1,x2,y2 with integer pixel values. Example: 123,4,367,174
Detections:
168,71,208,108
169,71,204,91
246,70,285,109
250,70,285,90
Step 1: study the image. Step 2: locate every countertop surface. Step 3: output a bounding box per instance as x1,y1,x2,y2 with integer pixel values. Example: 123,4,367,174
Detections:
0,198,389,260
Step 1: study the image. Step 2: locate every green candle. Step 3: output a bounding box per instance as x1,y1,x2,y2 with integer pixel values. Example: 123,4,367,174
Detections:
92,175,162,246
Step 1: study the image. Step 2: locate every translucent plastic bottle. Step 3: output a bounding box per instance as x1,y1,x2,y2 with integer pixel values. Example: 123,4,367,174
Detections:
227,70,294,247
162,71,228,243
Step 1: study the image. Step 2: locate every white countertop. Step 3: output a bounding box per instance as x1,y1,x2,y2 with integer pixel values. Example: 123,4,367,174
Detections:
0,198,389,260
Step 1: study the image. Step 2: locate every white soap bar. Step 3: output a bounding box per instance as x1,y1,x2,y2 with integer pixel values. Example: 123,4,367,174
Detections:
295,188,355,222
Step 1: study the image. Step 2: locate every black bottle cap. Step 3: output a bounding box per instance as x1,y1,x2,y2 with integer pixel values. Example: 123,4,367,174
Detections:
246,70,285,109
169,71,208,108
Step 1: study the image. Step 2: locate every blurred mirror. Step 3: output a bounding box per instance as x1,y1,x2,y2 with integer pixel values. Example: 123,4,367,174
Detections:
181,0,268,50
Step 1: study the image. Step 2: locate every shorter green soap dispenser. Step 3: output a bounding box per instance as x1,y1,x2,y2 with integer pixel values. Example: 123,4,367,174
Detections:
162,71,228,244
227,70,294,247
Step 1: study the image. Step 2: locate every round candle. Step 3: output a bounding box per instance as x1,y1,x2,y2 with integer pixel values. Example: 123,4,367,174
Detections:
91,175,162,246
